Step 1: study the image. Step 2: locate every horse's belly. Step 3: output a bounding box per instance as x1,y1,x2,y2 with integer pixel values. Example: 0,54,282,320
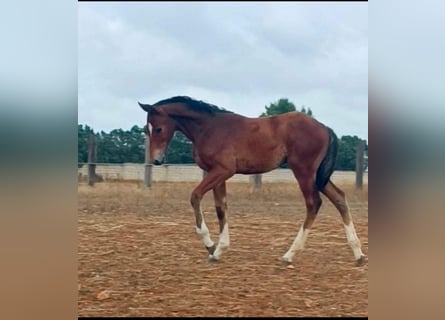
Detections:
235,149,286,174
235,161,274,174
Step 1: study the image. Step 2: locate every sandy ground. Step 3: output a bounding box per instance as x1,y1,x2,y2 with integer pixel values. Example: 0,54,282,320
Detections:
78,181,368,317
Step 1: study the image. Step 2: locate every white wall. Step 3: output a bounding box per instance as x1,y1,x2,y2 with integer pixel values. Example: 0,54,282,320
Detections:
78,164,368,184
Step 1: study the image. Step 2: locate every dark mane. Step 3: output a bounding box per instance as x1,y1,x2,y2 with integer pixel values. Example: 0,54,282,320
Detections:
152,96,233,114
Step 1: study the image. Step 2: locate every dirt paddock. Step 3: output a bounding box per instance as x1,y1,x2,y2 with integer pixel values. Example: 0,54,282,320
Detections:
78,181,368,317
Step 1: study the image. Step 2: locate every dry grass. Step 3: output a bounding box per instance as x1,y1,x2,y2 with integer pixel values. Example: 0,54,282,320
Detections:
78,181,368,317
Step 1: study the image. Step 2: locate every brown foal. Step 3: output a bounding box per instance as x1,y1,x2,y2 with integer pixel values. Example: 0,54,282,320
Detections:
138,96,366,266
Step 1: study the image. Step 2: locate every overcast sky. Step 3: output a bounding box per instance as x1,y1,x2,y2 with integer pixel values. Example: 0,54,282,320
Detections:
78,2,368,139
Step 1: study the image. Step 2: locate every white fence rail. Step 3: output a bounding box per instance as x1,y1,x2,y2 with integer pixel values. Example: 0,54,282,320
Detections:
78,163,367,184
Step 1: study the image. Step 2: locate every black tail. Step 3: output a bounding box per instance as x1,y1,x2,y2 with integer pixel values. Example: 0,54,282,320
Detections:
316,126,338,191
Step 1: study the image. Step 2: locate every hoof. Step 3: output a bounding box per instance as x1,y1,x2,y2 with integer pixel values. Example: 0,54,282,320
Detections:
208,254,220,262
356,256,367,266
280,256,292,264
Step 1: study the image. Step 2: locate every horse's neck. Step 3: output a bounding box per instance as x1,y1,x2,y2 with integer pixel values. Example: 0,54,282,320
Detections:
174,119,200,143
164,106,208,143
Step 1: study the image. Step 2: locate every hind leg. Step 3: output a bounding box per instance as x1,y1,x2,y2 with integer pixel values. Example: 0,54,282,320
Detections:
322,180,366,265
282,171,322,263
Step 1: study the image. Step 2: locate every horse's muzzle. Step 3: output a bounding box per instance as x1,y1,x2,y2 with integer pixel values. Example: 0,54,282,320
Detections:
153,159,164,165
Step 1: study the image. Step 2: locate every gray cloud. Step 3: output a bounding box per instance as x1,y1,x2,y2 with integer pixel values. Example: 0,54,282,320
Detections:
79,2,368,139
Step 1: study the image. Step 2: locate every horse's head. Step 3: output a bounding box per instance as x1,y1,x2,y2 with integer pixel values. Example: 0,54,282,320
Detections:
138,102,176,165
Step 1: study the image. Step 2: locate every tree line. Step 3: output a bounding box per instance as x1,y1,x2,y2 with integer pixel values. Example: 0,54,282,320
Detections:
78,98,367,171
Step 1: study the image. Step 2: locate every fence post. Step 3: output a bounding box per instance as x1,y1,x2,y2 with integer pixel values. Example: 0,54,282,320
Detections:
355,139,365,190
87,132,96,186
144,134,152,188
250,174,262,193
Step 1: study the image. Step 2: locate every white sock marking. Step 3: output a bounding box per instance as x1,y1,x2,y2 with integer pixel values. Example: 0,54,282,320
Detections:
219,223,230,248
344,222,364,260
282,226,310,262
213,223,230,259
196,220,214,248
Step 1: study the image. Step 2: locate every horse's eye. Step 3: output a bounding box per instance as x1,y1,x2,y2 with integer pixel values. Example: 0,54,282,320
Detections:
155,127,162,133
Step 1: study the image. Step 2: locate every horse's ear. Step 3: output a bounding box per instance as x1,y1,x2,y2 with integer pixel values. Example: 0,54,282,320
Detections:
138,102,152,113
138,102,161,116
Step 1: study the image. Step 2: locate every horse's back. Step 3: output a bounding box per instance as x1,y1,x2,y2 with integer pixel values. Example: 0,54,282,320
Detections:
194,112,329,174
244,112,330,165
244,112,326,141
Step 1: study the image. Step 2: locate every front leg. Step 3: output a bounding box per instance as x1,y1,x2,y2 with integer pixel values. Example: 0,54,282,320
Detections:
190,168,234,260
192,191,216,255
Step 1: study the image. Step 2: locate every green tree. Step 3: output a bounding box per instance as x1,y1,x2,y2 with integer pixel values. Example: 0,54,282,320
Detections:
166,132,195,164
95,126,145,163
121,125,146,163
260,99,313,117
78,124,196,164
260,98,296,117
335,135,368,171
300,105,313,117
96,129,120,163
78,124,94,165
